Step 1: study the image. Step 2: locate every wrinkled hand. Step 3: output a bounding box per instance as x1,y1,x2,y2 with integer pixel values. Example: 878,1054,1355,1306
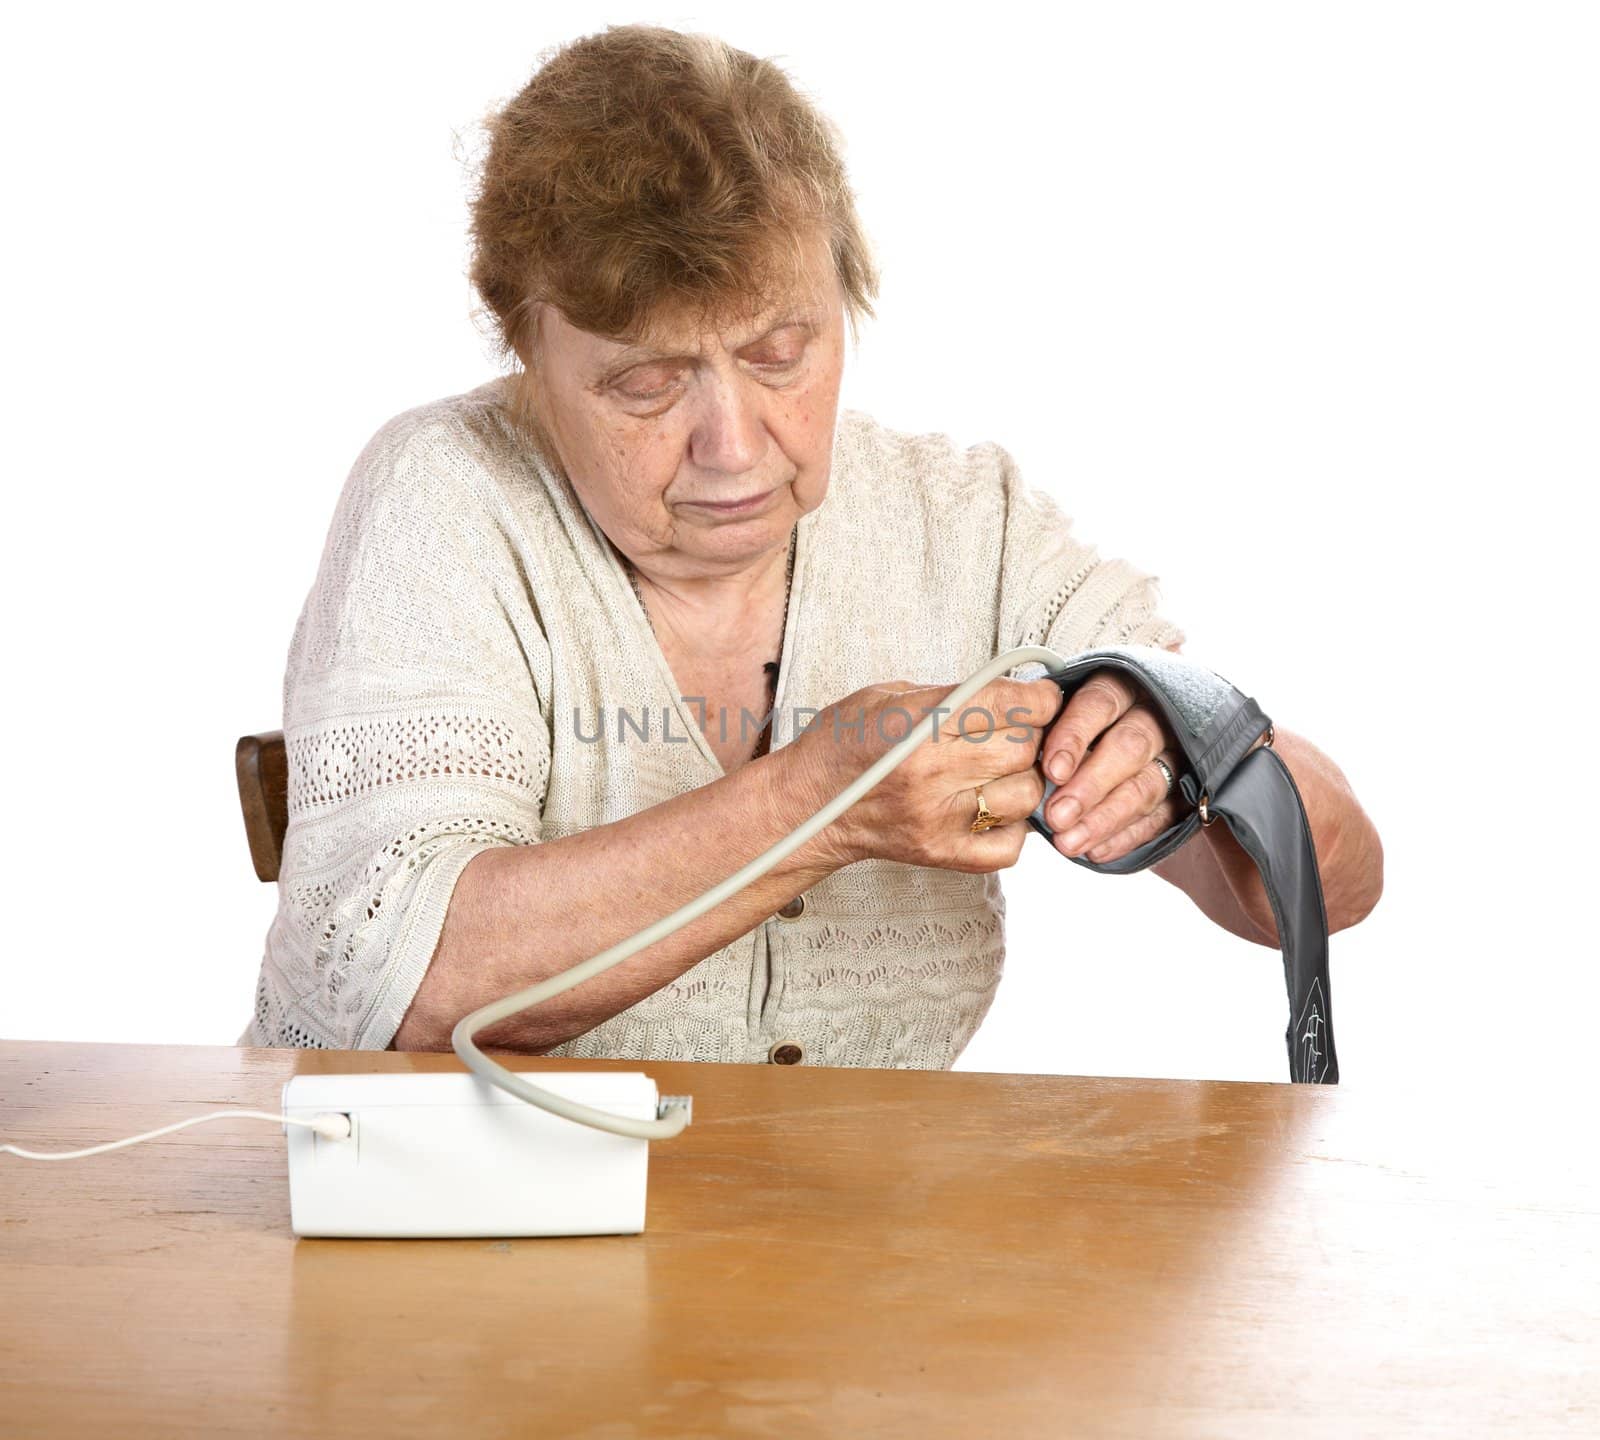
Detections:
790,675,1064,874
1039,668,1189,862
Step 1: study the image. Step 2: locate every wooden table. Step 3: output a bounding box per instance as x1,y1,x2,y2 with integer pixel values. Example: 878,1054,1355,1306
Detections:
1,1041,1595,1437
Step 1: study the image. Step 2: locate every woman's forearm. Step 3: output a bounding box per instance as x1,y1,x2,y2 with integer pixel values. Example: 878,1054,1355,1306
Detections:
1135,641,1382,946
1189,726,1383,943
390,743,843,1052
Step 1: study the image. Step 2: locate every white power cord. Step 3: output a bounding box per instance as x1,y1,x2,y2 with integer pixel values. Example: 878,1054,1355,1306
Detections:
451,643,1070,1142
2,1110,352,1161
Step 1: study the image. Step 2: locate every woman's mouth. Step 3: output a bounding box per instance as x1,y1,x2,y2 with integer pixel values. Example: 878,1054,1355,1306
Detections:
679,486,779,515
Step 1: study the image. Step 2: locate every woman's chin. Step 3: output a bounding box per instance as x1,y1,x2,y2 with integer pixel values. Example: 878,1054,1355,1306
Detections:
697,529,789,569
674,501,802,565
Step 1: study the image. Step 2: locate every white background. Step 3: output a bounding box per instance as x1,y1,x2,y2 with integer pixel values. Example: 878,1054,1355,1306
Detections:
2,3,1594,1099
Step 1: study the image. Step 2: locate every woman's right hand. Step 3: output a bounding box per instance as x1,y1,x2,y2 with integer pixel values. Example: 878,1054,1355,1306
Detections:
788,675,1065,873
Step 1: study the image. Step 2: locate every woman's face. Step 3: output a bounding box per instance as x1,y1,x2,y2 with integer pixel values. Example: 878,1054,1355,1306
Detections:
521,236,846,581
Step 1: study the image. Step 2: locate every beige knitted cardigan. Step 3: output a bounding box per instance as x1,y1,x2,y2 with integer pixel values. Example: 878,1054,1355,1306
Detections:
239,377,1185,1065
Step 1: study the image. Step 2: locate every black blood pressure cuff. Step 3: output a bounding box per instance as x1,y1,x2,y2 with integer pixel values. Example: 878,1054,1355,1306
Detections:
1018,644,1338,1084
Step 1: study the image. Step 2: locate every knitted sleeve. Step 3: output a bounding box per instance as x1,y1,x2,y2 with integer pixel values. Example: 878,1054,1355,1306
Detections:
248,413,552,1051
985,439,1188,659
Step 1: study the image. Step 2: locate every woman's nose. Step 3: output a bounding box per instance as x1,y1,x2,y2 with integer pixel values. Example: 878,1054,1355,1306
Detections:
688,369,768,475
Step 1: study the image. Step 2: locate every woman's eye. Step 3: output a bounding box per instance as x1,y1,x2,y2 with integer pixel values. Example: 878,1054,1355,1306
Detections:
621,381,675,401
751,352,804,377
615,348,805,402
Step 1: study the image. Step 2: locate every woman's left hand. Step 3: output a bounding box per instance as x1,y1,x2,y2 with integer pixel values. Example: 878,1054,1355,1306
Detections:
1038,668,1188,862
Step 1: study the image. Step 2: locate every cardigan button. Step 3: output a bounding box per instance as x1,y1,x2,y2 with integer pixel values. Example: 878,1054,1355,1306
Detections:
776,894,806,920
769,1041,804,1065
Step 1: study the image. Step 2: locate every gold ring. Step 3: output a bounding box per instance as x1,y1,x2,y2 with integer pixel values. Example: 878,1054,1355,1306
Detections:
970,786,1005,833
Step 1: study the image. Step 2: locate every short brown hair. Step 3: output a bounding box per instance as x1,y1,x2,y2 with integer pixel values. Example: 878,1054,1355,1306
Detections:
466,24,880,437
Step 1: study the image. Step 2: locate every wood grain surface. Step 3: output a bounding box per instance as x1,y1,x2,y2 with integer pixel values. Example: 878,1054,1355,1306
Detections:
1,1040,1595,1438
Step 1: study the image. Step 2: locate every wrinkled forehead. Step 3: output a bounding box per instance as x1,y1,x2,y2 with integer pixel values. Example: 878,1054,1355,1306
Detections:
524,224,839,372
613,228,838,353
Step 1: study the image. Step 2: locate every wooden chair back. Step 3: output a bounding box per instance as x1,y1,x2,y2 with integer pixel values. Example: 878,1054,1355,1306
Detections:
235,730,288,883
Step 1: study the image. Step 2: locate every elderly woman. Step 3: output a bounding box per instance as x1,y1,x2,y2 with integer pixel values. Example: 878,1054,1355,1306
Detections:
240,24,1382,1065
